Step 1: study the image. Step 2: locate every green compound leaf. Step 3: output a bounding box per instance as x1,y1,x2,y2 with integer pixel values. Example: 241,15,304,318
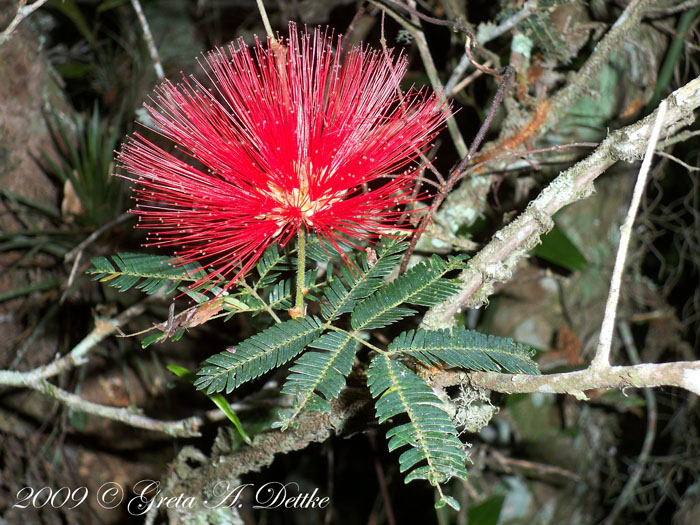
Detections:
194,317,324,394
351,254,467,331
87,252,206,294
254,244,291,290
321,237,406,321
267,270,320,311
304,236,352,263
388,328,539,375
277,331,358,429
367,354,467,510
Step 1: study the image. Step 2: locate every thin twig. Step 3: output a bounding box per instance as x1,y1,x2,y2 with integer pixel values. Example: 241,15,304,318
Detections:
385,0,470,34
369,432,397,525
379,173,443,190
656,150,700,172
340,4,368,56
239,280,282,323
0,0,50,46
435,360,700,399
255,0,275,42
488,448,582,483
130,0,165,79
376,8,447,219
646,0,700,17
61,212,134,303
591,101,667,370
22,378,203,437
424,224,480,251
377,12,446,186
65,212,132,262
376,0,468,157
463,67,514,163
445,52,474,95
662,129,700,147
602,321,658,524
475,0,538,43
60,250,82,305
463,142,599,175
449,63,489,96
0,299,150,385
399,66,514,273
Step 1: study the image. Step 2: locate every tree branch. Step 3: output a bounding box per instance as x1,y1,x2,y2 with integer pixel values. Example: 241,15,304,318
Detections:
0,0,50,46
166,356,700,486
602,321,658,524
164,390,372,499
21,378,203,437
422,75,700,328
434,360,700,400
0,299,149,385
0,298,202,437
376,0,468,156
434,0,653,239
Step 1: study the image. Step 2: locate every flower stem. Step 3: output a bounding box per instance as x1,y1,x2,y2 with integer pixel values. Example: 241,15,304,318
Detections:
290,226,306,319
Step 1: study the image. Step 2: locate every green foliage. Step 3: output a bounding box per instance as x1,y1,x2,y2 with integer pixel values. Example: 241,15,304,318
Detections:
511,0,571,62
396,29,413,45
48,0,96,48
368,354,467,510
321,237,406,321
388,328,539,375
533,224,587,272
266,271,321,312
648,6,700,111
277,331,358,428
88,253,206,294
194,317,324,394
468,495,505,525
167,365,252,445
304,236,351,263
254,244,291,290
42,104,125,226
92,237,541,509
351,254,467,330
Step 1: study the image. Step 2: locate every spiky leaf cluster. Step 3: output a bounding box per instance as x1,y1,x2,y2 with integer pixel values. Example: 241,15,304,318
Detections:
90,238,539,510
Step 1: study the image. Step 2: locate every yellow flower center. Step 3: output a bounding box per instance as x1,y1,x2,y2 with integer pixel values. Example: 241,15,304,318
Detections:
258,164,343,227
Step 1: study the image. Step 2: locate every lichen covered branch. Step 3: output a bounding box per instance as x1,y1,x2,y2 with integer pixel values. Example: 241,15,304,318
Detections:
423,76,700,328
434,361,700,401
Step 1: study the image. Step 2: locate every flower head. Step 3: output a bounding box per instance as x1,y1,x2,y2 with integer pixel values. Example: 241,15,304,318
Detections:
118,23,446,289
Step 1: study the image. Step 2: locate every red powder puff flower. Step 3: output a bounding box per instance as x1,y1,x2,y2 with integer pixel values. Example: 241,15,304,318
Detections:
118,23,446,290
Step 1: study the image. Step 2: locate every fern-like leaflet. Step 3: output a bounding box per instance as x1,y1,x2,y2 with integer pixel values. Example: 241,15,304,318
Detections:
88,253,207,294
321,237,406,321
267,270,322,312
194,316,324,394
277,331,358,429
388,327,539,375
351,254,467,331
254,244,291,290
91,237,542,511
367,354,467,510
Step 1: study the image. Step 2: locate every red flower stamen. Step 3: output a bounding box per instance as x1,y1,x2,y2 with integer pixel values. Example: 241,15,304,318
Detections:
117,23,447,291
